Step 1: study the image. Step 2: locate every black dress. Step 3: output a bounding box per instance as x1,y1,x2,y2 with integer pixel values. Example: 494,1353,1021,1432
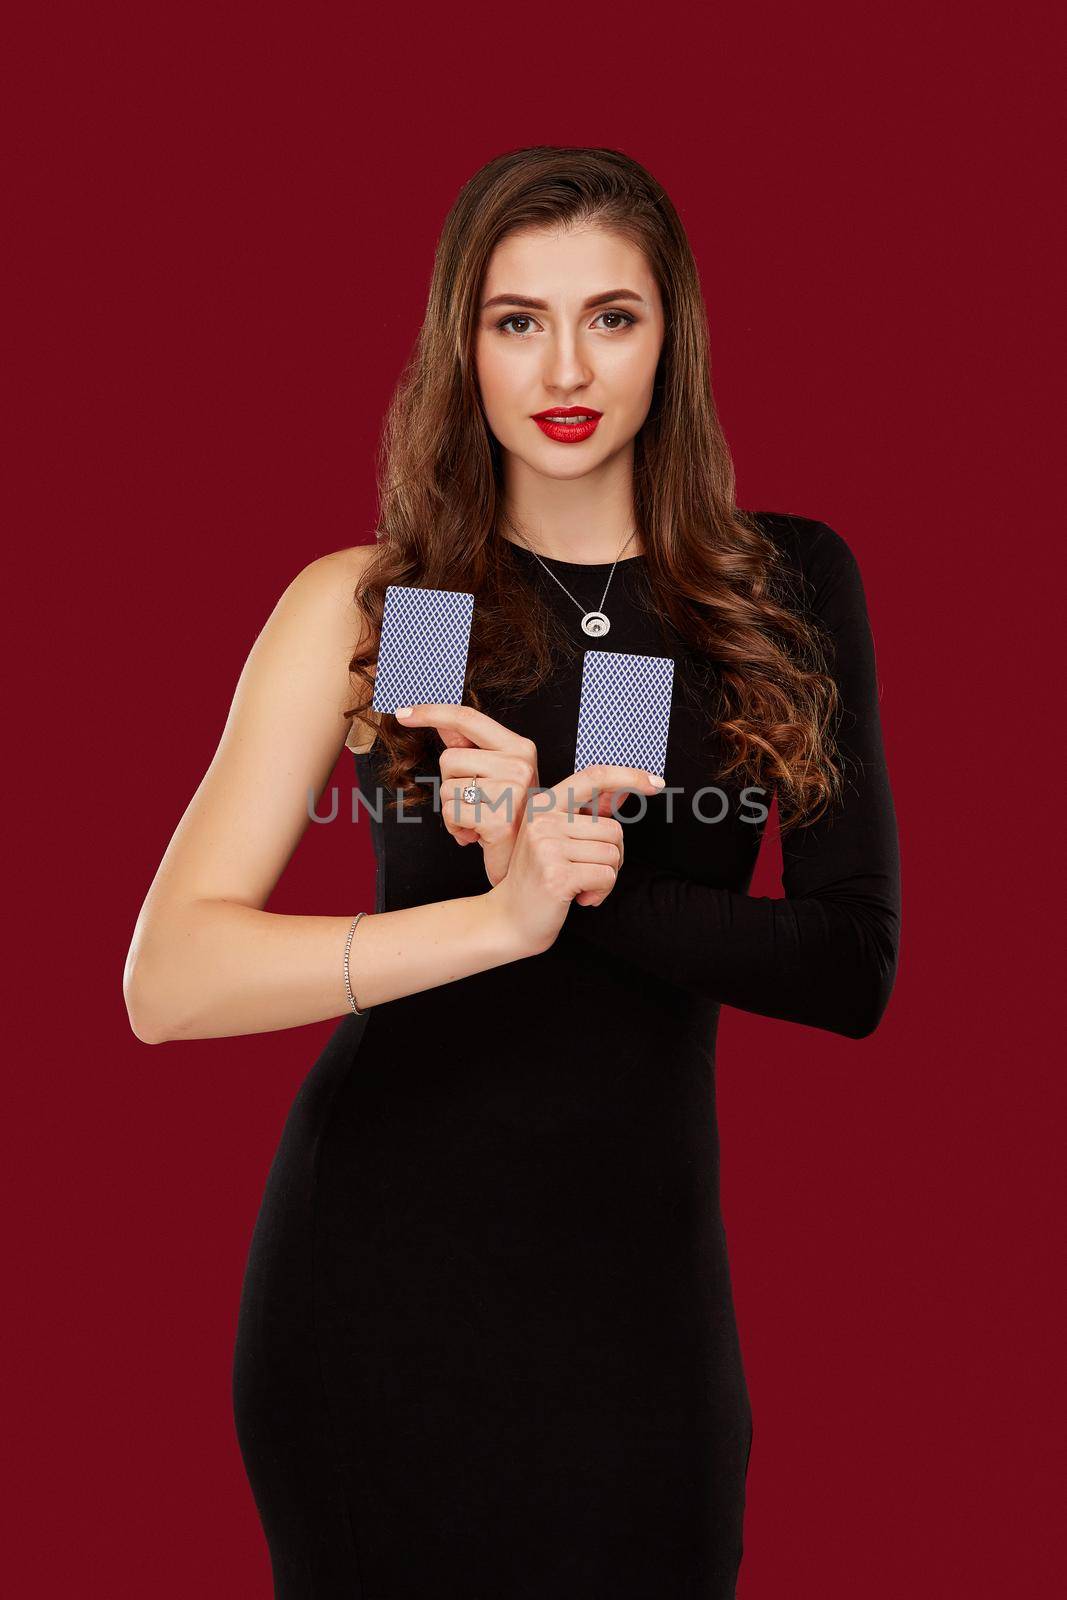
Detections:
232,512,901,1598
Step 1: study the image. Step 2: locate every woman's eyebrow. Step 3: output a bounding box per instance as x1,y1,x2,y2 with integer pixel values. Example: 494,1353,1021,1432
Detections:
481,288,648,311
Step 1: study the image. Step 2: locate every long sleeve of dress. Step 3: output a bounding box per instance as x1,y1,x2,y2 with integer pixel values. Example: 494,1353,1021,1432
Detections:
561,521,902,1039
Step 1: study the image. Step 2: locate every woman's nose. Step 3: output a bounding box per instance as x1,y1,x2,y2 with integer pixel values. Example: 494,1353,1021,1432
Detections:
542,334,592,393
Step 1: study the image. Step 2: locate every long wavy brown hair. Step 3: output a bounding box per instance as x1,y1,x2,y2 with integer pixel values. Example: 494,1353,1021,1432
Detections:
343,145,844,833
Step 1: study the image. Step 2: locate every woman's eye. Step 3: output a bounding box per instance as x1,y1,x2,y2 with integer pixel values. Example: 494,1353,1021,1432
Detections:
495,310,636,337
498,314,537,336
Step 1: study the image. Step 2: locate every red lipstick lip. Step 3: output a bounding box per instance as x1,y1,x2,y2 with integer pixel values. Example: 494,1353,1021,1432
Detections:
530,406,602,419
531,406,603,443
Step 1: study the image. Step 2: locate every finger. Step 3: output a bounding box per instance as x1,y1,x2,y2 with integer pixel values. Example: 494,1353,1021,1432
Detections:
439,801,483,846
572,849,623,906
574,833,626,903
548,764,665,814
562,838,623,869
441,781,523,832
563,862,619,902
526,797,637,838
394,703,535,757
580,821,624,891
559,812,625,847
440,801,481,840
577,788,643,817
438,747,534,785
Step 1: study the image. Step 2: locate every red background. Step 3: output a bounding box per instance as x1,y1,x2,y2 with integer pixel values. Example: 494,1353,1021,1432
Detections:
9,3,1062,1594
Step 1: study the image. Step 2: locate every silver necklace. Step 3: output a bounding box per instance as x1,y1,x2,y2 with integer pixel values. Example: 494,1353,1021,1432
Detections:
512,525,638,637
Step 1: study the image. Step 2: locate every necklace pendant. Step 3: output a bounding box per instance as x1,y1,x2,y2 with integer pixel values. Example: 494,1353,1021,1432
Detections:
581,610,610,638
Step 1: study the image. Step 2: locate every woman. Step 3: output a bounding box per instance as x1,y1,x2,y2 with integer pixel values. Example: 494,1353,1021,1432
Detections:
124,145,901,1597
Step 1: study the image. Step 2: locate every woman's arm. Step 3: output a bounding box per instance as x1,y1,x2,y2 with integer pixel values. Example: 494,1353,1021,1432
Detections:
122,547,528,1044
560,520,902,1039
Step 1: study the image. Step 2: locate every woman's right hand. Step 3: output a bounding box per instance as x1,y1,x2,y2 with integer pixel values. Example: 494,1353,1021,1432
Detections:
488,764,666,955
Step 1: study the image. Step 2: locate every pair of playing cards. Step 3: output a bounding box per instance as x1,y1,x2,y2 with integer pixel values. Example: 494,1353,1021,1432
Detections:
372,584,673,776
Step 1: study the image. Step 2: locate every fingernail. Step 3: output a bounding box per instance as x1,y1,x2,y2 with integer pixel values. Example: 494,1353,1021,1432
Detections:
648,772,665,787
396,706,412,717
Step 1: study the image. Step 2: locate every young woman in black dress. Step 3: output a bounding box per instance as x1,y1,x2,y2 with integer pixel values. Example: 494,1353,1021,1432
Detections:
124,146,901,1598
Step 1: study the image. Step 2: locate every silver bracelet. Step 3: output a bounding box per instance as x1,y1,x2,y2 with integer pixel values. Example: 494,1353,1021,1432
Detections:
343,911,370,1016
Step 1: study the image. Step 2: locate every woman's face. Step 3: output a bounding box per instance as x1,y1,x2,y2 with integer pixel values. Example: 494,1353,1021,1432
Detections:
474,225,665,481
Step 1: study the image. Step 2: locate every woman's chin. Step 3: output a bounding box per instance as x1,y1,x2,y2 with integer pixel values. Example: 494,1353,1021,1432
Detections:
508,439,618,481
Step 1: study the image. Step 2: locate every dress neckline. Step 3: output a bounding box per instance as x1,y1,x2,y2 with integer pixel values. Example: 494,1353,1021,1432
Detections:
506,541,647,573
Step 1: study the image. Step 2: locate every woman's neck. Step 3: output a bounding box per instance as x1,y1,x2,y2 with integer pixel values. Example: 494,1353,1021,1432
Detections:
499,457,643,563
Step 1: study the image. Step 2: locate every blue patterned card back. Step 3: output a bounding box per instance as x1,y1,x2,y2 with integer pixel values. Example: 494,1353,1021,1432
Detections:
574,649,675,776
371,585,475,713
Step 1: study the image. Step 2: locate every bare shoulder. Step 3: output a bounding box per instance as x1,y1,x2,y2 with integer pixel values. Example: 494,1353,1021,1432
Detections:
236,541,381,757
264,542,379,668
288,543,382,754
280,541,378,627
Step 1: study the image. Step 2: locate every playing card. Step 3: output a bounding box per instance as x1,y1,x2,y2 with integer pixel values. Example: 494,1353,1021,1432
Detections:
574,649,675,776
372,585,475,713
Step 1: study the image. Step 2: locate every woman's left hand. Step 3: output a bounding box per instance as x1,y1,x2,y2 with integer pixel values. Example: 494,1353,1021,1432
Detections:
395,703,539,886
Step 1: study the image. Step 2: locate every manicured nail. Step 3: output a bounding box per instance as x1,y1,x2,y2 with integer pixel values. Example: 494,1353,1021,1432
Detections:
648,772,665,787
396,706,412,716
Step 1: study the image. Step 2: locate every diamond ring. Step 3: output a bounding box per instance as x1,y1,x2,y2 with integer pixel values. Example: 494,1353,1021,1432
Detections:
460,780,483,805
